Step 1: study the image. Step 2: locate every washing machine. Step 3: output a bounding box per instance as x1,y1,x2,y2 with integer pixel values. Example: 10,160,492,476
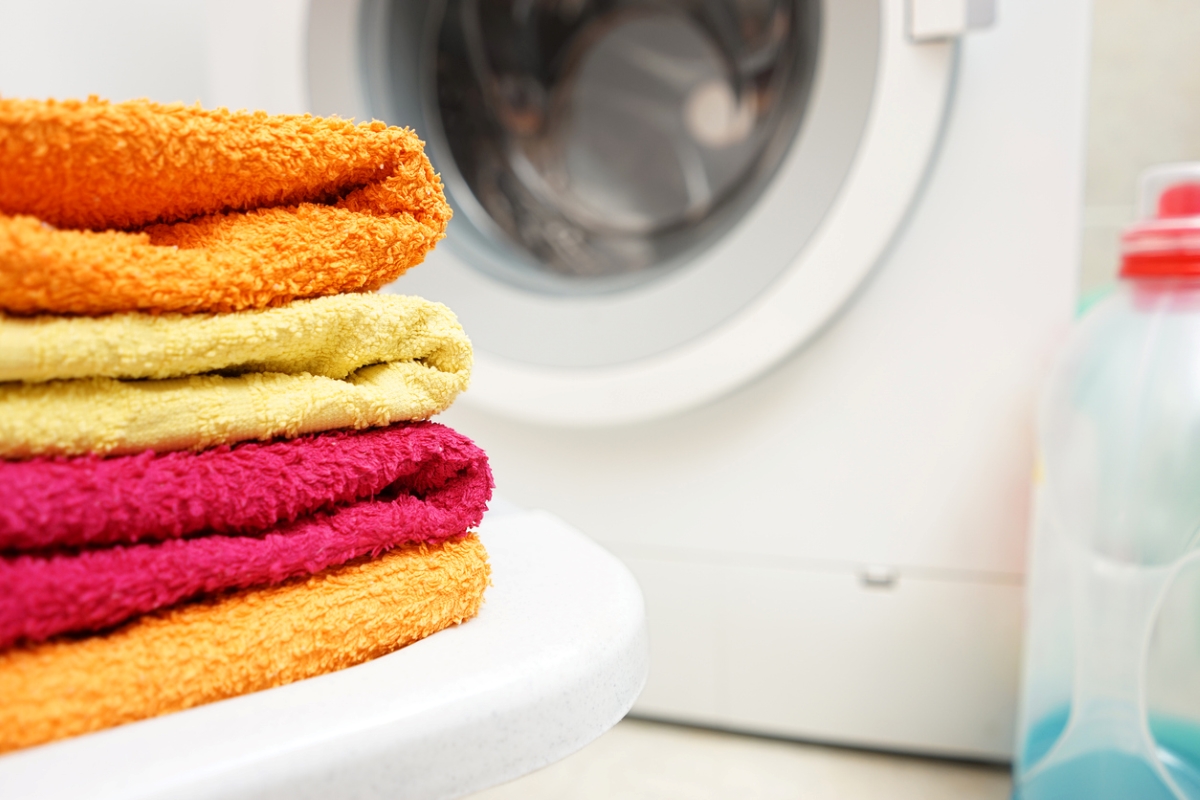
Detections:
0,0,1089,760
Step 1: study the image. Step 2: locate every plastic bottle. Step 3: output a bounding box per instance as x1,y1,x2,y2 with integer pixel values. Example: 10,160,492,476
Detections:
1014,164,1200,799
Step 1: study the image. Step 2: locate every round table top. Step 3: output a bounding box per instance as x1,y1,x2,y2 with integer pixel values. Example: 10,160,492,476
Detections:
0,507,649,800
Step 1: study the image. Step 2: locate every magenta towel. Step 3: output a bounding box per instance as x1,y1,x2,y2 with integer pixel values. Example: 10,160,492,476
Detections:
0,424,492,648
0,422,482,550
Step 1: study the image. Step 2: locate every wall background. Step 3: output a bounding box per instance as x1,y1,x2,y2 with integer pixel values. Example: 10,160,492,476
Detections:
1080,0,1200,297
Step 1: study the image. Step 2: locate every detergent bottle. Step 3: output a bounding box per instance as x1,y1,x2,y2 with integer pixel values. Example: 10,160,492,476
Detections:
1015,164,1200,800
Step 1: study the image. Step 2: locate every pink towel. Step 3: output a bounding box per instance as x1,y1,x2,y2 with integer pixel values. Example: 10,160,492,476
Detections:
0,424,492,648
0,422,482,549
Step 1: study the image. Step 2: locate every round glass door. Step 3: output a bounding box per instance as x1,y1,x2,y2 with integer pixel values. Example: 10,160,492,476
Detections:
359,0,880,371
313,0,954,419
428,0,818,293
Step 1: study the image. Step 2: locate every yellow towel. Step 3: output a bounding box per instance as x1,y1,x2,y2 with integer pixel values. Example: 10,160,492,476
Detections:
0,535,490,754
0,294,469,383
0,359,471,458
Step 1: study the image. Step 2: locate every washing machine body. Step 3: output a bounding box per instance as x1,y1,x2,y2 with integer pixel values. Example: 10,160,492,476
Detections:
0,0,1090,760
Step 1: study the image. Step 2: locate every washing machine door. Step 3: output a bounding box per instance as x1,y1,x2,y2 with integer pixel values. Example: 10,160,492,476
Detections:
309,0,966,426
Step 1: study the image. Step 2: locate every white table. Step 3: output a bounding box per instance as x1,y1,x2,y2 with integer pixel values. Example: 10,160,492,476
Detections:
0,508,649,799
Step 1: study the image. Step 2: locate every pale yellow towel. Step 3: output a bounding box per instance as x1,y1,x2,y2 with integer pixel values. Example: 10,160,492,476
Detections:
0,294,469,383
0,294,472,458
0,535,490,753
0,361,470,458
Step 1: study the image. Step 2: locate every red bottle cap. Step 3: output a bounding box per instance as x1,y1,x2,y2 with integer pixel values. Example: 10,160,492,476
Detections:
1120,164,1200,280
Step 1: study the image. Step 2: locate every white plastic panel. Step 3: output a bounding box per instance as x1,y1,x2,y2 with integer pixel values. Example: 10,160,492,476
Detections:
620,557,726,721
622,553,1022,760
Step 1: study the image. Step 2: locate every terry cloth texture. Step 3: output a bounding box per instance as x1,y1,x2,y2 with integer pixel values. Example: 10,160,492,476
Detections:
0,294,467,383
0,426,493,647
0,535,490,753
0,292,472,458
0,96,451,315
0,358,471,459
0,422,489,550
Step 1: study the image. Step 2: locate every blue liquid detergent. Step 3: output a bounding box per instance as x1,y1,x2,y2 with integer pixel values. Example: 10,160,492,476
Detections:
1152,716,1200,798
1014,165,1200,800
1016,712,1200,799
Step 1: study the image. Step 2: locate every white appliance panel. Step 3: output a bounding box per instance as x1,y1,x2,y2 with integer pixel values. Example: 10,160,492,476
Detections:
624,555,1023,759
435,0,1089,757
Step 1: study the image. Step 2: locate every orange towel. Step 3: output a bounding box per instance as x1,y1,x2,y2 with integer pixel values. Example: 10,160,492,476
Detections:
0,535,489,753
0,96,452,315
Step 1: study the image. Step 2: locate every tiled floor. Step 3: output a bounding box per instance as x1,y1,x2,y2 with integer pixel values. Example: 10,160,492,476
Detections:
470,718,1012,800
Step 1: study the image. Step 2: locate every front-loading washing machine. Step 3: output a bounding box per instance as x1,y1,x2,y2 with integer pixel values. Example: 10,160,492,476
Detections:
0,0,1090,760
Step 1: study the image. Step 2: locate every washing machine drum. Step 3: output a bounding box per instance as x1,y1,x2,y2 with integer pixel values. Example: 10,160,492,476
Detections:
431,0,816,284
309,0,956,425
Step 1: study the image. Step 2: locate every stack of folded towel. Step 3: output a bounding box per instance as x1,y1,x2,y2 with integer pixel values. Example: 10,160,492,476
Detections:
0,97,493,753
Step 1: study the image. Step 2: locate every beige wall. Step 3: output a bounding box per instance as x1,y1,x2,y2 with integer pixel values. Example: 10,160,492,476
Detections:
1081,0,1200,297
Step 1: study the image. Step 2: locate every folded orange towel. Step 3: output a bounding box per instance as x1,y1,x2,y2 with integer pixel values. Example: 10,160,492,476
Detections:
0,97,452,315
0,535,489,754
